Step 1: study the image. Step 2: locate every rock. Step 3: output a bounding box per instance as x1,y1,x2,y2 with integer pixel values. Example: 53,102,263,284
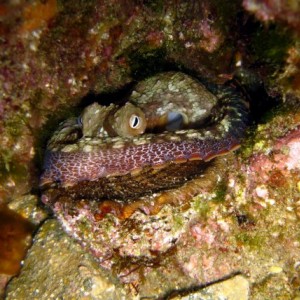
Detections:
6,220,125,300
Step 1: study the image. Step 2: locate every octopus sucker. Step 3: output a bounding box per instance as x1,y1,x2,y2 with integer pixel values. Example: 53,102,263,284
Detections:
41,72,248,219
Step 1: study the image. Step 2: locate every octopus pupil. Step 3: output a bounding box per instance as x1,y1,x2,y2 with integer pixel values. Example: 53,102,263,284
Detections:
130,115,140,129
77,116,83,126
166,111,184,131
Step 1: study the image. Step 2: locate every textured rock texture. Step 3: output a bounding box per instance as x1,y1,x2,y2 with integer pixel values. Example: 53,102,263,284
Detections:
1,0,300,299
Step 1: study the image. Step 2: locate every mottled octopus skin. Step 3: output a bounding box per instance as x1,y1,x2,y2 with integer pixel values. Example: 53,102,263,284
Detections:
40,72,248,200
42,133,239,186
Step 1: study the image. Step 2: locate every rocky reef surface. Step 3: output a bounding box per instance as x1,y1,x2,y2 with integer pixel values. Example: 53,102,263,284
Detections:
1,0,300,299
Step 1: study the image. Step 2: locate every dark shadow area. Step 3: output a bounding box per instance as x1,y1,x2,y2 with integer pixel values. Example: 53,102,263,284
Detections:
150,271,242,300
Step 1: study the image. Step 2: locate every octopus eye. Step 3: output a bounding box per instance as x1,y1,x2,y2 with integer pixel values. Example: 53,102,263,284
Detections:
129,114,141,129
166,111,184,131
77,116,83,126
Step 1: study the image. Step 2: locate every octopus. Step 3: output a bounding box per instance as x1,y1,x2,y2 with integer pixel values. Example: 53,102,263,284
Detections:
40,72,248,219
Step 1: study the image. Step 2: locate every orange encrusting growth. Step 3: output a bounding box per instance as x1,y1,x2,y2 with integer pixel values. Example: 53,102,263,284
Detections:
0,205,35,275
19,0,58,34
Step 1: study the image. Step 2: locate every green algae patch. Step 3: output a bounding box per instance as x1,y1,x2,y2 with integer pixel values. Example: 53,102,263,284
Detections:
192,196,211,220
235,232,266,250
172,213,184,231
211,180,228,204
142,0,164,13
251,25,292,68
